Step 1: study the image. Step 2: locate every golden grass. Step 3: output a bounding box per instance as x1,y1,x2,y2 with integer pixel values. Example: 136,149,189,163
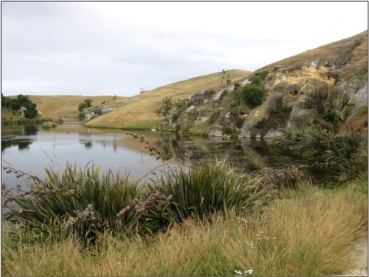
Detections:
2,181,367,276
28,95,126,119
259,30,368,74
85,70,251,129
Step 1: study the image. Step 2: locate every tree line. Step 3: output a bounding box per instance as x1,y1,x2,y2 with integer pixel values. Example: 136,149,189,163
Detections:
1,93,38,119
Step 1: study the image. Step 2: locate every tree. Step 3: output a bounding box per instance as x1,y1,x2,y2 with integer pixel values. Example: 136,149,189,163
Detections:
155,97,173,120
78,103,86,112
84,99,92,108
78,99,92,112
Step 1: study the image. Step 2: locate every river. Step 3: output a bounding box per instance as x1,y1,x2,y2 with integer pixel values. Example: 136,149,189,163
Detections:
1,123,301,190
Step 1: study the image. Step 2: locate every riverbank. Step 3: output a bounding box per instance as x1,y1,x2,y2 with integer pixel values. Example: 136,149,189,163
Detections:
2,177,367,276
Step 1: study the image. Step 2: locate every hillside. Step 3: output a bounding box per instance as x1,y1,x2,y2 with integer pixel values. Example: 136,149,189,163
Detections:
84,31,367,136
3,31,367,136
84,70,251,129
29,95,126,119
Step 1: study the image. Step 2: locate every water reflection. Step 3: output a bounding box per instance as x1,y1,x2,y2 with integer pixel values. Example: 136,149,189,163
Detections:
1,138,34,151
1,124,300,191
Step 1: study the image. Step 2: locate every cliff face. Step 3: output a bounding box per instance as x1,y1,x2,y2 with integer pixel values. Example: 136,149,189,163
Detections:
174,31,367,138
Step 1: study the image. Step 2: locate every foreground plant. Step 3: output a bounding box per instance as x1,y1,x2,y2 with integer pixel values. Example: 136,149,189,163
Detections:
2,158,270,242
2,181,367,276
143,160,270,229
2,163,140,243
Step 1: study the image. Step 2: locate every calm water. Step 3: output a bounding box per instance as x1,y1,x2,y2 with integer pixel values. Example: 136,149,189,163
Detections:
1,123,300,190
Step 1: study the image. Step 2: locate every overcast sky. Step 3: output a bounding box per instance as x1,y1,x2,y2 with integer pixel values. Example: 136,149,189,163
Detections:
2,2,367,97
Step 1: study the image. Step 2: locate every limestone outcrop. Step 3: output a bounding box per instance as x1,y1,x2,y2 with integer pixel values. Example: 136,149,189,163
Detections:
172,31,367,138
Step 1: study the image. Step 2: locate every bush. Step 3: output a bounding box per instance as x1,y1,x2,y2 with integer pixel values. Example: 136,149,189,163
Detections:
78,112,85,121
241,83,268,108
322,99,340,127
3,163,140,244
78,103,86,112
42,122,57,129
280,127,367,181
152,160,269,223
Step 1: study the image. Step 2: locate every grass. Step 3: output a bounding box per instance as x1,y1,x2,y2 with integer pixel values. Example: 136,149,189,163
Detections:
28,95,126,119
258,30,367,80
84,70,251,129
2,179,367,276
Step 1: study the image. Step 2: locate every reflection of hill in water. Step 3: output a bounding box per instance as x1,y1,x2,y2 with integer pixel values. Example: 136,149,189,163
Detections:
119,131,299,175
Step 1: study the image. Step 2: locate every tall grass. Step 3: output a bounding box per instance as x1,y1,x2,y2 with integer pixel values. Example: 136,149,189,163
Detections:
2,181,367,276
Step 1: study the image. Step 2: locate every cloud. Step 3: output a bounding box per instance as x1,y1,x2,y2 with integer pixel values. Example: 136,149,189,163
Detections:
2,2,367,96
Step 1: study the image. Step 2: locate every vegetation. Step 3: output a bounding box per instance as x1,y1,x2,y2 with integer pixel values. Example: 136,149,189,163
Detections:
239,71,269,109
84,70,251,129
42,122,57,129
221,69,231,89
269,96,292,125
155,96,173,121
78,112,86,121
2,93,38,119
2,178,367,276
279,126,367,181
78,98,93,112
2,126,367,275
353,37,363,49
2,160,269,243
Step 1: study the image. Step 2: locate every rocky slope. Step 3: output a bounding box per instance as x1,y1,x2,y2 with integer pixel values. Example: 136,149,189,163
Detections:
170,30,367,138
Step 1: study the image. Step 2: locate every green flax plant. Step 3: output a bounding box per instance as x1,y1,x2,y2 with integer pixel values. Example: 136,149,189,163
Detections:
280,126,367,181
149,160,269,224
3,162,140,243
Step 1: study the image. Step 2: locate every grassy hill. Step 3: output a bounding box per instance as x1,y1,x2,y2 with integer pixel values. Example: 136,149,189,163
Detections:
28,95,126,120
84,69,251,129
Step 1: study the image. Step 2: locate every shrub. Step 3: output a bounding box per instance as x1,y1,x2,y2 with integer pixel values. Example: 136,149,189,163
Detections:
78,103,86,112
3,163,140,243
78,112,85,121
42,122,57,129
152,160,269,223
241,83,268,108
230,132,238,140
280,127,367,181
322,99,340,127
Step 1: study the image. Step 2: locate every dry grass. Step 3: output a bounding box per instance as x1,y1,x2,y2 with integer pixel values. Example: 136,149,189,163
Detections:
3,181,367,276
259,30,368,75
28,95,126,119
85,70,251,129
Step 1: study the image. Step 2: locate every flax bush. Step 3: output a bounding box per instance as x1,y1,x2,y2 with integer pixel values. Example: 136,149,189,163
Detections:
150,160,270,223
280,127,367,181
3,160,270,242
3,163,140,243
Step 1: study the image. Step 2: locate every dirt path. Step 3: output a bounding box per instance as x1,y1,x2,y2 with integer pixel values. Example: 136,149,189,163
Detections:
341,236,368,276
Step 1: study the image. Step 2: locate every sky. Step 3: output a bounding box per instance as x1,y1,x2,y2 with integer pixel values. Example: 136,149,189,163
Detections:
2,2,368,97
